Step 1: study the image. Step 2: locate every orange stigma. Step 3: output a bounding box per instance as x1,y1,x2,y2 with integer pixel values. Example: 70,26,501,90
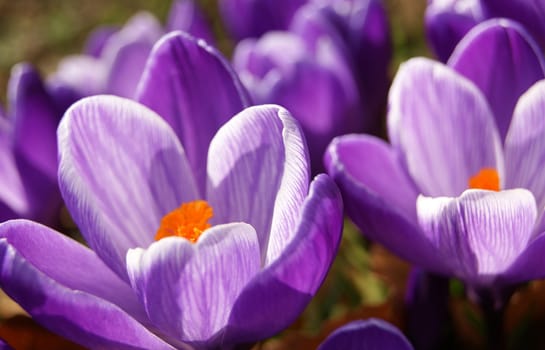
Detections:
155,200,213,243
468,168,500,191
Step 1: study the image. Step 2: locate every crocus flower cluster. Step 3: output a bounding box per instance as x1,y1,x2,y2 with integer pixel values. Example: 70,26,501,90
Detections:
232,0,391,172
426,0,545,61
326,19,545,288
5,0,545,348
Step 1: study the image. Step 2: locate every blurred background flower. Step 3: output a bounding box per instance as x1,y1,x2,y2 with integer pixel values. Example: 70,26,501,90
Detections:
426,0,545,61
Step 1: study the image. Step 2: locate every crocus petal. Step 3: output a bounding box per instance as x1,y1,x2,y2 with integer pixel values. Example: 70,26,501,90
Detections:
499,231,545,285
233,32,308,77
388,57,503,197
126,223,260,345
46,78,84,113
293,0,392,127
83,25,119,57
218,0,308,40
325,134,419,223
0,220,144,318
7,64,64,225
325,135,446,272
505,80,545,214
167,0,215,45
223,174,342,345
137,31,250,195
58,95,198,280
101,12,163,59
318,319,414,350
346,0,392,120
482,0,545,48
106,41,154,98
101,12,163,98
417,189,537,285
4,159,61,227
0,120,26,220
291,0,392,123
8,63,60,181
49,55,107,97
289,5,355,84
425,0,484,61
207,105,309,262
0,220,173,350
449,19,545,140
266,59,361,174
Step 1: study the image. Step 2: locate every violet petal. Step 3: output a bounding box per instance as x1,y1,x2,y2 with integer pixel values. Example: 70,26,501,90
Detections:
449,19,545,140
58,95,198,280
388,57,502,197
137,32,250,194
0,220,173,349
206,105,309,262
126,223,260,345
223,174,342,345
417,189,537,285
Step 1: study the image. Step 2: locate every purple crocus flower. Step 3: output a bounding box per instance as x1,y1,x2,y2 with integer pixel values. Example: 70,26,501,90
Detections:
0,29,343,349
49,0,213,99
426,0,545,61
426,0,485,61
232,0,390,174
233,30,361,174
290,0,392,127
0,99,342,349
318,319,414,350
326,20,545,288
0,63,74,226
218,0,309,40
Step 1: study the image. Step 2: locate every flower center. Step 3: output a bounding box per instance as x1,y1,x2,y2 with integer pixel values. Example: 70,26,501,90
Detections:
468,168,500,191
155,200,214,243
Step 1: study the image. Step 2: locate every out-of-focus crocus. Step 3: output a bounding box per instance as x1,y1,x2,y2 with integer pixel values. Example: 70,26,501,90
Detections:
49,0,213,99
291,0,391,127
326,20,545,289
219,0,309,40
0,63,75,227
318,319,414,350
233,0,390,173
425,0,485,61
233,30,361,174
426,0,545,61
0,29,343,349
448,19,545,140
